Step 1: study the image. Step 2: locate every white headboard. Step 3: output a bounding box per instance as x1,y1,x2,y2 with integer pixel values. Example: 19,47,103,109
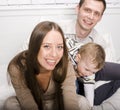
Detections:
0,5,120,65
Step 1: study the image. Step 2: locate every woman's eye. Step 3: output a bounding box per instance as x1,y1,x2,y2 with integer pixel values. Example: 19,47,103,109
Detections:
58,46,63,48
58,45,63,50
44,45,50,49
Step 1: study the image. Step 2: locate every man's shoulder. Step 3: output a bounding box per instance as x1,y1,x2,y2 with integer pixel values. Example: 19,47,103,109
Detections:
90,29,100,38
90,29,107,47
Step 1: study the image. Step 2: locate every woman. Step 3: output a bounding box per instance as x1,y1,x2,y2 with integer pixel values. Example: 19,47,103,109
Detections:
4,21,79,110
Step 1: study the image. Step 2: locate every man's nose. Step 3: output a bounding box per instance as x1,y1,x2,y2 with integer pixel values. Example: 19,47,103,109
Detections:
88,12,94,19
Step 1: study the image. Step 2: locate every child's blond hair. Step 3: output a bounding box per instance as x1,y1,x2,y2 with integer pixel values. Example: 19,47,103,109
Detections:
78,42,105,70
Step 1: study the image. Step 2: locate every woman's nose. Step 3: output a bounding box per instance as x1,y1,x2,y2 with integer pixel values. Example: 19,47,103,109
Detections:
51,47,58,57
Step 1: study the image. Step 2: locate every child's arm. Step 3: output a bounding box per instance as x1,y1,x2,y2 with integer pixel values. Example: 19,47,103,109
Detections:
83,74,95,107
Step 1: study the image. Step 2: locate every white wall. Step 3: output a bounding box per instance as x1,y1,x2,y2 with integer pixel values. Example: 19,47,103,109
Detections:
0,1,120,65
0,4,77,65
95,8,120,61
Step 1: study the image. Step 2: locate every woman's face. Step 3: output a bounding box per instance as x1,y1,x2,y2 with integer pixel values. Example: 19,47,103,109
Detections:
37,30,64,71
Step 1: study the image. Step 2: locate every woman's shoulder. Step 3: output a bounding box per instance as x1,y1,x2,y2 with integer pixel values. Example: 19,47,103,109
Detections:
8,51,27,77
65,60,76,77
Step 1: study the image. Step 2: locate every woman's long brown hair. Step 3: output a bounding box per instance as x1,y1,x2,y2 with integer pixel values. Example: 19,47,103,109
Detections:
24,21,68,110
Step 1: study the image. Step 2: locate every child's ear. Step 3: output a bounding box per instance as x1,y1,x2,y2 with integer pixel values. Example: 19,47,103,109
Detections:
75,54,81,63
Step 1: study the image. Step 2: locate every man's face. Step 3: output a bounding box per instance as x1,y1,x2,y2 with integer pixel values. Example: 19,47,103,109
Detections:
76,0,104,31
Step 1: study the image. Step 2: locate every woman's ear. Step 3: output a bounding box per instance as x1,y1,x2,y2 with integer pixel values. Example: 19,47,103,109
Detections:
75,54,81,63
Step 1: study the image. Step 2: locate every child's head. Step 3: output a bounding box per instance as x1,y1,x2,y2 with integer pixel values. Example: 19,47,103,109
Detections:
75,42,105,77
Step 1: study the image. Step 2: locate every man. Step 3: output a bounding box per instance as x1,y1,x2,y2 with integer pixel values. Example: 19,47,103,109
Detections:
65,0,115,62
65,0,120,110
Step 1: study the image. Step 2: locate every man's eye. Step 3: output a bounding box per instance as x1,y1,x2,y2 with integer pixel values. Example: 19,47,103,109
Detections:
94,12,100,17
85,9,91,13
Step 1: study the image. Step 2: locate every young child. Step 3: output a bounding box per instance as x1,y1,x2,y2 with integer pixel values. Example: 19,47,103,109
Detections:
66,36,120,110
66,37,106,106
74,42,105,106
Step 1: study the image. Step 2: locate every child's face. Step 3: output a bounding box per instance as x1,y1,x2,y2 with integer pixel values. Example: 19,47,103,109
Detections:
76,56,100,77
